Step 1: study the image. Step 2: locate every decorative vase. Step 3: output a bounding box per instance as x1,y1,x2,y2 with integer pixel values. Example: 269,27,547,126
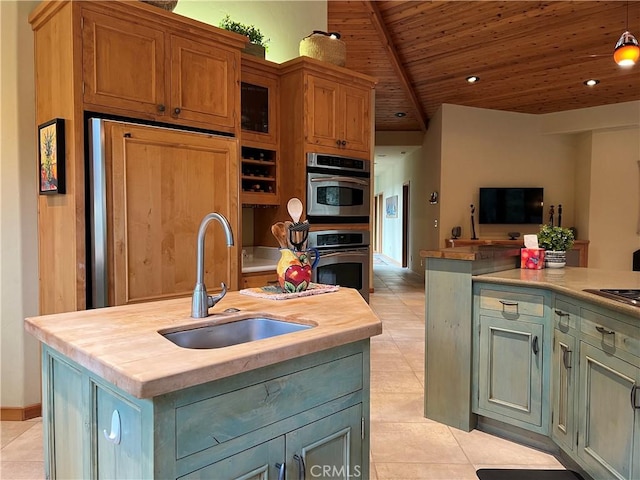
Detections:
276,248,319,293
299,32,346,66
545,250,566,268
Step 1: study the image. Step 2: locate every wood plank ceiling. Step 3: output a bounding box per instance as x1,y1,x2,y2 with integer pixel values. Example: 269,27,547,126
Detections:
328,1,640,132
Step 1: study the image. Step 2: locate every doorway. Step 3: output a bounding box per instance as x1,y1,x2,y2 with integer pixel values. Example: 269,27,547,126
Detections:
374,193,383,253
402,183,410,267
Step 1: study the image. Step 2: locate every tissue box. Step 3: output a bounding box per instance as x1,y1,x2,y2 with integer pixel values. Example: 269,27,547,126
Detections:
521,248,545,269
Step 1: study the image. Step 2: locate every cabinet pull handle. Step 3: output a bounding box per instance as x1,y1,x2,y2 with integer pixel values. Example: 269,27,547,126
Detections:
532,335,539,355
632,385,640,410
174,107,181,115
103,409,121,445
499,300,519,314
275,462,285,480
157,104,166,113
294,453,305,480
561,345,572,369
595,326,615,335
554,309,570,317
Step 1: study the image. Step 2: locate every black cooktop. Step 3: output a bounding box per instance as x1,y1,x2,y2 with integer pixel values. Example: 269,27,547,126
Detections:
583,289,640,306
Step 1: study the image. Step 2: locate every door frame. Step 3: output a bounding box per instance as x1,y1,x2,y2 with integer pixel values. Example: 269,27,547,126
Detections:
374,193,383,254
402,183,410,267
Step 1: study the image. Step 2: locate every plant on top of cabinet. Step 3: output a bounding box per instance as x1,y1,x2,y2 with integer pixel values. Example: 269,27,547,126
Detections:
219,15,269,58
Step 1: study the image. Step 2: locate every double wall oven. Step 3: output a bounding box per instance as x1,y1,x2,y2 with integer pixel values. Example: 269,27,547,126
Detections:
306,153,371,302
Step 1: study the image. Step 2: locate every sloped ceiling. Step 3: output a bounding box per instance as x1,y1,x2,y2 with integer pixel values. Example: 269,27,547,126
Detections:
328,1,640,132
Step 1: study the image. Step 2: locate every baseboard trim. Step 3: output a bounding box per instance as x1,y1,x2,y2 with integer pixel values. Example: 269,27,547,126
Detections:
1,404,42,421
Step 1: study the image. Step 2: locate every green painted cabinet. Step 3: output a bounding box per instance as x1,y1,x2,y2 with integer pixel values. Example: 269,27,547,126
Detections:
473,283,551,435
576,310,640,480
550,296,579,453
41,341,370,479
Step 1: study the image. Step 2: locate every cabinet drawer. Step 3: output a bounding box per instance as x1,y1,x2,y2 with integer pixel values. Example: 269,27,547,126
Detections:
175,353,363,459
553,296,580,332
580,308,640,358
478,287,546,318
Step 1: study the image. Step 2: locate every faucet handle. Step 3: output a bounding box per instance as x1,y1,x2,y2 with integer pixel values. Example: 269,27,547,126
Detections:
207,282,228,308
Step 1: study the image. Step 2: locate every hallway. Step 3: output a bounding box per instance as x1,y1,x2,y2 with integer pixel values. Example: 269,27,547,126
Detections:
0,260,565,479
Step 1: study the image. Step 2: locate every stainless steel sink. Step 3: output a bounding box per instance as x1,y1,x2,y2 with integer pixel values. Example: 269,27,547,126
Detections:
160,317,313,349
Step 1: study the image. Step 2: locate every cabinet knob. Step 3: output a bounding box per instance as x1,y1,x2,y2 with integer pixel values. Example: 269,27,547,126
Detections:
341,140,347,146
335,139,341,146
157,104,166,113
174,107,181,115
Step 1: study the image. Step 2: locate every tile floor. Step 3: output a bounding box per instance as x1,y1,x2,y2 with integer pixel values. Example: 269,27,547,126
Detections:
1,258,565,479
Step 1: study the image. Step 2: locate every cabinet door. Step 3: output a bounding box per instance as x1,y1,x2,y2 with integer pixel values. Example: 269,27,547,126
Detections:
305,74,340,150
106,121,239,305
241,71,278,145
180,436,285,480
339,84,371,154
44,350,89,479
477,315,544,428
551,329,576,452
286,404,364,480
577,342,640,480
169,35,239,131
82,9,166,117
93,383,143,480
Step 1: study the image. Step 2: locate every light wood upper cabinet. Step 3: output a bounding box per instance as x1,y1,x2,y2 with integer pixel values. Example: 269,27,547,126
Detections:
82,5,241,133
169,35,238,129
82,9,166,117
306,73,371,155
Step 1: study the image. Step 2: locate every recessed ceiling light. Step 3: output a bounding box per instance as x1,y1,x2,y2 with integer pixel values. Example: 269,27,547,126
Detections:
395,112,407,117
466,76,480,83
583,79,600,86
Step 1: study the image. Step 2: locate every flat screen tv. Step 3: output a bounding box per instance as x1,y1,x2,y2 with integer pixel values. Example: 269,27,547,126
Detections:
479,187,544,224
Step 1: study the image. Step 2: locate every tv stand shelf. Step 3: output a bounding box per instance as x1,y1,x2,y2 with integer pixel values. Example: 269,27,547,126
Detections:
445,239,589,267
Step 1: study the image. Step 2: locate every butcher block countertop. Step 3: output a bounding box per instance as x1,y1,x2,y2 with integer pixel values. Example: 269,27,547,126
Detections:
420,245,521,261
25,288,381,399
474,267,640,319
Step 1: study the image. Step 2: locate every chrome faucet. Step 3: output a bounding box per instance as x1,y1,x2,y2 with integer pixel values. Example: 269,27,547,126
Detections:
191,212,235,318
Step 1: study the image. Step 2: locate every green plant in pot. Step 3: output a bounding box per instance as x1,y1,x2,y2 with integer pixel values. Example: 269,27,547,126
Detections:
537,224,575,268
218,15,269,58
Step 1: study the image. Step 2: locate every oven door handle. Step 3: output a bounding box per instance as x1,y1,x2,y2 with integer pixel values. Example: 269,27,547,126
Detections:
315,250,369,259
310,176,369,186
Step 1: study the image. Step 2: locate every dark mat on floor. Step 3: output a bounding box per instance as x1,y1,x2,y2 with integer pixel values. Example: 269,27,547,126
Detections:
476,469,585,480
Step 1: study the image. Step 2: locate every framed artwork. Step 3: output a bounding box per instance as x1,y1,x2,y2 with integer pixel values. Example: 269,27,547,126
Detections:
385,195,398,218
38,118,65,194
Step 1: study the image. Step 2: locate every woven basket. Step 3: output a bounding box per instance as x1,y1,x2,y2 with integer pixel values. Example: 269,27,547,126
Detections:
140,0,178,11
299,33,346,67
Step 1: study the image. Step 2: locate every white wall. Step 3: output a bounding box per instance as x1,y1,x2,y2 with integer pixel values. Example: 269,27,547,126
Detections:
175,0,327,63
398,102,640,272
0,0,41,409
588,128,640,270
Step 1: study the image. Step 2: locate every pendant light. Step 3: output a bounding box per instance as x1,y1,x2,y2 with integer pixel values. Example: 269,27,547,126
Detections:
614,1,639,66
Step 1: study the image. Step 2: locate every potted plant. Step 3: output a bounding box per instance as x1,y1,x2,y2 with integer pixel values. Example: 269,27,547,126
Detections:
537,224,575,268
218,15,269,58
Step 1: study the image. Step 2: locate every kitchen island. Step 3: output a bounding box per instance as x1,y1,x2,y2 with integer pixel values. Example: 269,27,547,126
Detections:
25,288,381,479
420,246,640,480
